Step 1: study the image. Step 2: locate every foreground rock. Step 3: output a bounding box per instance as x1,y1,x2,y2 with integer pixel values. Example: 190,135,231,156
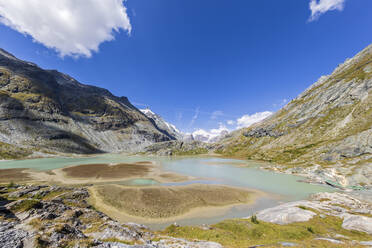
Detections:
0,184,223,248
256,201,317,225
2,183,372,247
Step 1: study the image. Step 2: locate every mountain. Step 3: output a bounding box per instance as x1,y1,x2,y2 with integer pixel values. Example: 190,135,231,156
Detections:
140,108,184,140
0,49,173,158
192,129,229,143
216,44,372,186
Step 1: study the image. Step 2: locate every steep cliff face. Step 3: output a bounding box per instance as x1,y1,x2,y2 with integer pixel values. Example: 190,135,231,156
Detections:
217,44,372,185
0,49,173,158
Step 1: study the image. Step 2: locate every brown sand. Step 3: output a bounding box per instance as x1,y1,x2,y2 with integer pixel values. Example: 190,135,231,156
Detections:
91,184,259,220
26,162,192,185
0,168,31,182
62,163,153,179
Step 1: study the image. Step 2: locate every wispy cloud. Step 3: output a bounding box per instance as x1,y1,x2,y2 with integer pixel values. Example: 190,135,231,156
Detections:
272,98,288,108
189,107,200,127
176,112,183,121
227,120,235,125
0,0,131,57
211,110,224,120
309,0,345,21
236,111,273,129
132,102,149,108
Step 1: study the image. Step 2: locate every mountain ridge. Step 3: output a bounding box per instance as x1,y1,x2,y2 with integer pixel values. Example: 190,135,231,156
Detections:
216,43,372,186
0,48,174,158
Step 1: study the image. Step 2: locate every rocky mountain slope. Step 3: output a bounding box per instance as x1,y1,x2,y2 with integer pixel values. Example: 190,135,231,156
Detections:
216,44,372,186
0,49,174,158
140,108,184,140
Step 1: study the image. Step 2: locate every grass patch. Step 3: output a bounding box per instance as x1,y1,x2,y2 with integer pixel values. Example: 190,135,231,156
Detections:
171,148,209,156
161,215,371,247
101,238,136,245
29,218,43,230
11,199,41,212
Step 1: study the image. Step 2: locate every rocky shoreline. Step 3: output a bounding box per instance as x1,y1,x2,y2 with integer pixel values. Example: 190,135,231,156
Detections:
259,162,372,191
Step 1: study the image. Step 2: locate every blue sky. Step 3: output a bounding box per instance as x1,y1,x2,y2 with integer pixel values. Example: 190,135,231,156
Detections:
0,0,371,134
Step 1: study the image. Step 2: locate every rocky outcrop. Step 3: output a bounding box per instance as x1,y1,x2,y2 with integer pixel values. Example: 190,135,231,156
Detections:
256,201,317,225
0,222,30,248
0,49,174,158
217,44,372,186
342,214,372,235
254,192,372,235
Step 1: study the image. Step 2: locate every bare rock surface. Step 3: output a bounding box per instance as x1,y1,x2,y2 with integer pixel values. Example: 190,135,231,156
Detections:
256,201,317,224
255,191,372,236
342,214,372,234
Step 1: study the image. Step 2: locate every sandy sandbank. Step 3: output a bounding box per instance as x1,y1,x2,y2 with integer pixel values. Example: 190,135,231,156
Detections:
24,161,193,185
0,168,32,183
89,184,265,224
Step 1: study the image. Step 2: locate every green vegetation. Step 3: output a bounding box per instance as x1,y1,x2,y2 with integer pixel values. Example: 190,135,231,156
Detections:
32,189,68,201
171,147,209,156
162,215,371,248
101,238,136,245
11,199,41,212
7,181,15,188
0,141,31,159
250,215,259,224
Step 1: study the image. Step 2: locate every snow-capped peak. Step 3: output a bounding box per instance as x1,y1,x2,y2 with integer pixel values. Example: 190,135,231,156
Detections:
140,108,183,140
192,124,229,143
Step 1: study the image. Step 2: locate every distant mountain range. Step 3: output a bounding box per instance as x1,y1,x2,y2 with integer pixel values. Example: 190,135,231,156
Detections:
0,48,176,158
140,108,230,143
192,129,229,143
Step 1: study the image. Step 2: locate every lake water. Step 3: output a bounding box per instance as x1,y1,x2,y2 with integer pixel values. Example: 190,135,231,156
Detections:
0,154,335,229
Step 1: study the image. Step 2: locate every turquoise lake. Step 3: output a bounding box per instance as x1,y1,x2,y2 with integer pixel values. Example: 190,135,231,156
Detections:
0,154,335,229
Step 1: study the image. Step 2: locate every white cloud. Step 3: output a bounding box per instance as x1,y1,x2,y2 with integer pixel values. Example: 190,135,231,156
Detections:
236,111,273,129
190,111,273,142
211,110,224,120
227,120,235,125
273,98,289,108
189,107,200,127
0,0,131,57
176,112,183,121
309,0,345,21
